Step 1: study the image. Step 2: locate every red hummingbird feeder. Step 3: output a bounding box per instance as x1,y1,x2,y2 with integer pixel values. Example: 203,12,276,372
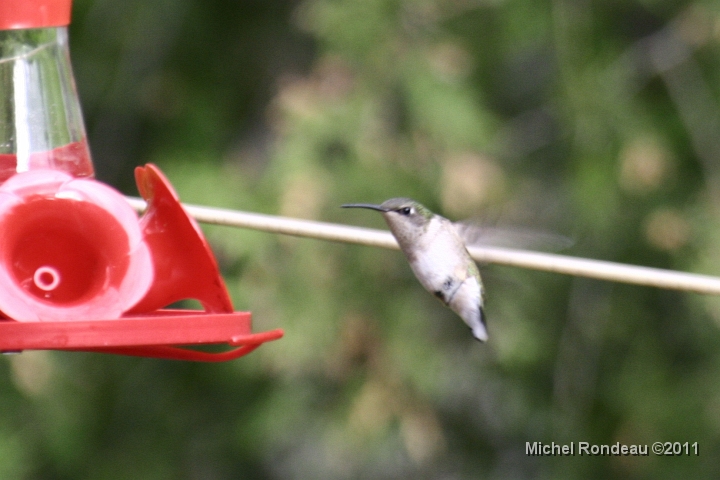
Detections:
0,0,282,361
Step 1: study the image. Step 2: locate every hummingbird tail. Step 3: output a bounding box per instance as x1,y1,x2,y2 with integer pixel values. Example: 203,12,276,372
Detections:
471,306,488,342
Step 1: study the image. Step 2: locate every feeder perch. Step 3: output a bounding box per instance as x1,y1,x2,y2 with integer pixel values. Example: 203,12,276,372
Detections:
0,0,282,360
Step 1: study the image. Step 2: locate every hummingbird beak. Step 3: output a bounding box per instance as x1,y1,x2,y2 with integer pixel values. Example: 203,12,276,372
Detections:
341,203,388,212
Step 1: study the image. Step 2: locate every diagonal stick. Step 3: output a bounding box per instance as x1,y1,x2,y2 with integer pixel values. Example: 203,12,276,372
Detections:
126,197,720,295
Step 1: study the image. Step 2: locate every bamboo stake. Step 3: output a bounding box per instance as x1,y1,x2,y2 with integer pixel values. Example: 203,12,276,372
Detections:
125,197,720,295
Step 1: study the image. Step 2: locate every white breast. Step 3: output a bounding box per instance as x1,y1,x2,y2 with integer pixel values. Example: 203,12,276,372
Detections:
407,220,468,292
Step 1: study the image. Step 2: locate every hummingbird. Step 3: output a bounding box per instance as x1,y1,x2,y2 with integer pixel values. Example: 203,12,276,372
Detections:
342,198,488,342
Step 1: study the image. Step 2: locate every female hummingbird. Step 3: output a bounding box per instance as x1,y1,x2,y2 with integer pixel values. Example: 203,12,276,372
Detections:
342,198,488,342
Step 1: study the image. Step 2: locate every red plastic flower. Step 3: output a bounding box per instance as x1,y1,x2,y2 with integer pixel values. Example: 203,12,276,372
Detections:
0,169,153,321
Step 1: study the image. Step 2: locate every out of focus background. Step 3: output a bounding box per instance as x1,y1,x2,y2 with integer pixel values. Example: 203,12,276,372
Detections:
3,0,720,477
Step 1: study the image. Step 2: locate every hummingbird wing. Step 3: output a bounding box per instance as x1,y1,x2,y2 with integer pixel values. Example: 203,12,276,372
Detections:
452,222,573,251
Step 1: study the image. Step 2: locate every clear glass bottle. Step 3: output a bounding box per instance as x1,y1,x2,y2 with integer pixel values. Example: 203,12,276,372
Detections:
0,1,93,181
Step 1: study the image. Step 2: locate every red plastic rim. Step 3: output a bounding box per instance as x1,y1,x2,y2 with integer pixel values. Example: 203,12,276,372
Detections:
0,0,72,30
0,310,284,362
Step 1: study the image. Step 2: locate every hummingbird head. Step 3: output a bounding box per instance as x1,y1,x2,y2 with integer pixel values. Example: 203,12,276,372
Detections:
342,198,433,245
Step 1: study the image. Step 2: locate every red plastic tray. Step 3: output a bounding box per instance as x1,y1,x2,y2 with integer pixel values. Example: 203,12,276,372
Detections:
0,310,284,362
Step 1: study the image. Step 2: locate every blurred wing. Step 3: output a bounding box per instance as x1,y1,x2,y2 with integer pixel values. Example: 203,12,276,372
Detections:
453,222,573,251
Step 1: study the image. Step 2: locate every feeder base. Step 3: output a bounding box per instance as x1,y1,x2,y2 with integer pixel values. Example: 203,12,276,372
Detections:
0,310,283,362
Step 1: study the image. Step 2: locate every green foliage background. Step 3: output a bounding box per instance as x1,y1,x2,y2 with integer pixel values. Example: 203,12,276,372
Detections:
5,0,720,478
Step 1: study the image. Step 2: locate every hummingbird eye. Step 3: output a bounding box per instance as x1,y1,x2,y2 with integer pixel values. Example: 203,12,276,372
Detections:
399,207,412,215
